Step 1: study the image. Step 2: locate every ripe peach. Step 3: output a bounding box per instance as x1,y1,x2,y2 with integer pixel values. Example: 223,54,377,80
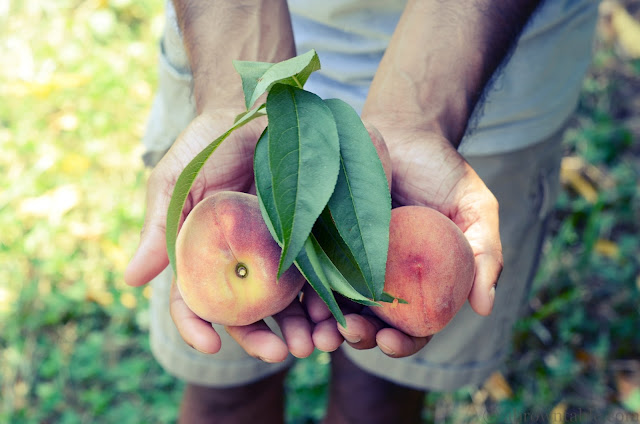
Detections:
372,206,475,337
175,191,306,326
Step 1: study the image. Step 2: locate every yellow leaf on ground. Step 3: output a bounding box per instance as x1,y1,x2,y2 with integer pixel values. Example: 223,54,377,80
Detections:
560,159,598,203
4,73,91,98
100,239,130,271
120,292,137,309
86,289,114,307
610,2,640,58
0,287,17,314
550,402,568,424
483,371,513,401
69,220,106,240
143,285,152,299
595,239,620,258
18,184,80,222
51,112,79,132
60,153,91,175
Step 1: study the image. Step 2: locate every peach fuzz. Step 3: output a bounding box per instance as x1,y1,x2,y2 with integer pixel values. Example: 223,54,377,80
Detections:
175,191,306,326
372,206,475,337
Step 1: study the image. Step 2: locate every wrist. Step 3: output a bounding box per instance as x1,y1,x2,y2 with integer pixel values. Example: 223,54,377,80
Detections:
174,0,296,113
363,0,541,147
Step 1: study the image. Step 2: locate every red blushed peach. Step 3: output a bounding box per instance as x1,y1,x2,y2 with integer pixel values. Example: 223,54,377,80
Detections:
372,206,475,337
175,191,306,326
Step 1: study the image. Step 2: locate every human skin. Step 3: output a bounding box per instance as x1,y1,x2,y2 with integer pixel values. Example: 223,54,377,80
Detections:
123,0,323,361
124,0,542,422
306,0,539,357
125,0,541,360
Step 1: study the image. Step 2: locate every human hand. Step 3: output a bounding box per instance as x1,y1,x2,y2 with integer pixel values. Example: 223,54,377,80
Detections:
124,110,323,362
317,121,503,358
378,123,503,316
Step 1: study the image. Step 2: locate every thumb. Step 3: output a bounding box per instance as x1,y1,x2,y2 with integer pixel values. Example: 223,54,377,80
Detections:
464,195,503,316
124,166,174,287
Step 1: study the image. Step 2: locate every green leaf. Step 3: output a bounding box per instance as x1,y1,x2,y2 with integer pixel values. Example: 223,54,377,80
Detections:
253,129,282,241
306,233,380,307
233,49,321,110
324,98,391,299
296,239,346,327
312,208,372,297
267,84,340,277
232,60,273,110
166,104,266,276
254,131,345,326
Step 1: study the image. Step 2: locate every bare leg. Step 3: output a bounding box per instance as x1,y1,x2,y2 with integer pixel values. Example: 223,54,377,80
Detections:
323,349,425,424
178,368,288,424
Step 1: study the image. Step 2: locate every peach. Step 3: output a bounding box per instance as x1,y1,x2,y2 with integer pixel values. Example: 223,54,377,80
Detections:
175,191,306,326
372,206,475,337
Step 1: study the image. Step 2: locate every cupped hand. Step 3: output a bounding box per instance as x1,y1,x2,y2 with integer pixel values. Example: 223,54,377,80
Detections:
303,288,431,358
124,110,321,361
379,124,503,316
319,120,503,358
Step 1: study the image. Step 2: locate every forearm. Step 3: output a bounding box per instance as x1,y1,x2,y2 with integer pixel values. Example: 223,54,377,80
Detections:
173,0,296,113
362,0,542,145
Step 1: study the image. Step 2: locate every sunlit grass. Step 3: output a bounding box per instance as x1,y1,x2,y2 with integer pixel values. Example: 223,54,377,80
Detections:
1,1,638,423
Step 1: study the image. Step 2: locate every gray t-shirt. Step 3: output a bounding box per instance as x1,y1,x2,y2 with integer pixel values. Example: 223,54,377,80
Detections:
146,0,599,158
288,0,600,155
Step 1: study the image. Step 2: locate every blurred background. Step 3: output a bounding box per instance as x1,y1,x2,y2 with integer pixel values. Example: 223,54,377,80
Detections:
0,0,638,423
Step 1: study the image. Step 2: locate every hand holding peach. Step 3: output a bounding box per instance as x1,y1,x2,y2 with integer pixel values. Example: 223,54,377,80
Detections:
175,191,306,326
372,206,475,337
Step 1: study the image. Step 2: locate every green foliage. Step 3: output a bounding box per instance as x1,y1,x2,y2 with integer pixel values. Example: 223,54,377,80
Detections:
1,1,638,423
234,49,321,109
254,132,345,325
324,99,391,300
266,84,341,275
168,51,393,325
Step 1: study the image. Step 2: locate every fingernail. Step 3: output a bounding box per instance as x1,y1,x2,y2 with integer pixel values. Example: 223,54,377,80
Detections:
338,330,361,344
257,356,278,364
378,342,396,357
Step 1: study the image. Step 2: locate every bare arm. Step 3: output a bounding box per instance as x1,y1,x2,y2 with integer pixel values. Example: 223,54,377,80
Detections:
173,0,296,113
345,0,543,356
126,1,325,359
363,0,542,144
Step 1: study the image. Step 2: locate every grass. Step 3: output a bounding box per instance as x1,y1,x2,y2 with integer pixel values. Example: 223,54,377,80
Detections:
0,1,638,423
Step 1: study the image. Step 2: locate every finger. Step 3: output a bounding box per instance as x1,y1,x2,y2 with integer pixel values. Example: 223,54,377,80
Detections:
302,287,346,352
124,165,173,287
463,196,503,317
301,284,333,323
225,322,290,364
375,328,431,358
272,299,315,359
468,250,503,316
311,319,344,352
169,279,221,354
337,312,387,350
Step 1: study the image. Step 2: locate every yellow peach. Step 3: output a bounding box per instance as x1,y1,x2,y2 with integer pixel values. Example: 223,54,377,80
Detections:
176,191,305,326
